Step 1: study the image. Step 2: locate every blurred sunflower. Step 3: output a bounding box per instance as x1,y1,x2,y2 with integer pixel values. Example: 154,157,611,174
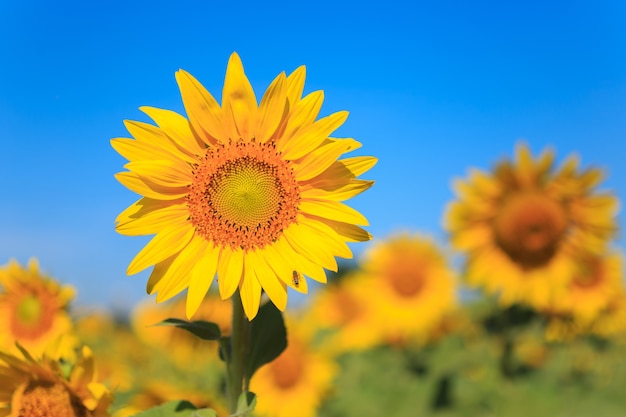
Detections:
552,251,624,323
359,233,457,344
0,259,77,359
249,316,337,417
304,274,382,353
113,52,376,320
131,292,231,366
445,143,618,310
0,345,112,417
74,311,137,392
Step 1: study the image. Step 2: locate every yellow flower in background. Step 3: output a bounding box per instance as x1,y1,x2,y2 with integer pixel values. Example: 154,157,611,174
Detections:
74,311,136,392
250,316,337,417
304,274,382,353
131,292,231,366
113,52,376,320
0,345,112,417
552,251,624,323
445,143,618,310
0,259,77,359
588,292,626,338
360,233,457,344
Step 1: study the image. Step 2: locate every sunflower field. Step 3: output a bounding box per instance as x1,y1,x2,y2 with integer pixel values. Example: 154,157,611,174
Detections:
1,53,624,417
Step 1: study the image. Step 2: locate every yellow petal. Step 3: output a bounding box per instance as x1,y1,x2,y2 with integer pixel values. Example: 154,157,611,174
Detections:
299,199,369,226
285,65,306,105
140,106,204,157
303,156,378,189
146,254,176,294
217,247,244,299
125,160,192,188
255,72,288,142
127,225,195,275
186,241,220,318
262,243,308,294
299,216,353,259
278,90,325,145
301,179,374,201
280,110,348,161
303,216,372,242
114,172,188,200
222,52,257,140
272,235,326,283
111,137,193,164
292,251,328,283
116,197,172,224
116,202,189,236
249,250,287,311
154,235,206,302
241,256,262,319
175,69,226,144
120,120,198,162
294,138,361,181
283,224,338,272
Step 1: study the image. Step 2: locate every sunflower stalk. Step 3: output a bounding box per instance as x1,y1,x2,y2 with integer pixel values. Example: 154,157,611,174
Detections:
227,289,251,415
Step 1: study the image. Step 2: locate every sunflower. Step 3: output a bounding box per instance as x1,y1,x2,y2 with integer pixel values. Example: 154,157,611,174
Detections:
74,311,137,392
359,233,457,345
0,259,77,359
0,345,112,417
113,52,376,320
304,273,383,353
249,316,337,417
551,251,624,323
444,143,618,310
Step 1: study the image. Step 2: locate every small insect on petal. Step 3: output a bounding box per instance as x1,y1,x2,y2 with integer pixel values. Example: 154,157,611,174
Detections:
292,270,300,287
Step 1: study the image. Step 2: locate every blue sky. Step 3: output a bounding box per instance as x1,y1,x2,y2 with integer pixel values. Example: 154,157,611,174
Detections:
1,0,625,311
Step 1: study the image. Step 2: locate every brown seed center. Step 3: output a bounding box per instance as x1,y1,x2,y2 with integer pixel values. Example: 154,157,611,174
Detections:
14,380,88,417
270,344,305,390
494,192,568,269
187,140,300,251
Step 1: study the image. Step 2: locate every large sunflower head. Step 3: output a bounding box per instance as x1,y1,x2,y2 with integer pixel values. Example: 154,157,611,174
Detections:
0,345,113,417
0,259,77,359
444,143,619,310
113,52,376,320
359,232,457,345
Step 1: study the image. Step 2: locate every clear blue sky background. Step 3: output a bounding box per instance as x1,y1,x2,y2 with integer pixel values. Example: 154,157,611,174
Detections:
1,0,624,311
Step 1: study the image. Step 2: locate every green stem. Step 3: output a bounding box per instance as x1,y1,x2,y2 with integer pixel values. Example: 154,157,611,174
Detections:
228,289,251,414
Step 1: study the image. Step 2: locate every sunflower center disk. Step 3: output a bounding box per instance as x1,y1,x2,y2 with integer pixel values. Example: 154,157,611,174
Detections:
188,140,300,251
212,162,281,228
494,192,568,269
270,346,304,389
388,262,425,297
11,291,55,340
16,295,43,326
16,381,88,417
335,291,364,323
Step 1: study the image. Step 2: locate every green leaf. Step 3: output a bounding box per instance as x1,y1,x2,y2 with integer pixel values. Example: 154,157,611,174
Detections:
245,301,287,380
129,400,218,417
156,318,222,341
232,392,257,416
